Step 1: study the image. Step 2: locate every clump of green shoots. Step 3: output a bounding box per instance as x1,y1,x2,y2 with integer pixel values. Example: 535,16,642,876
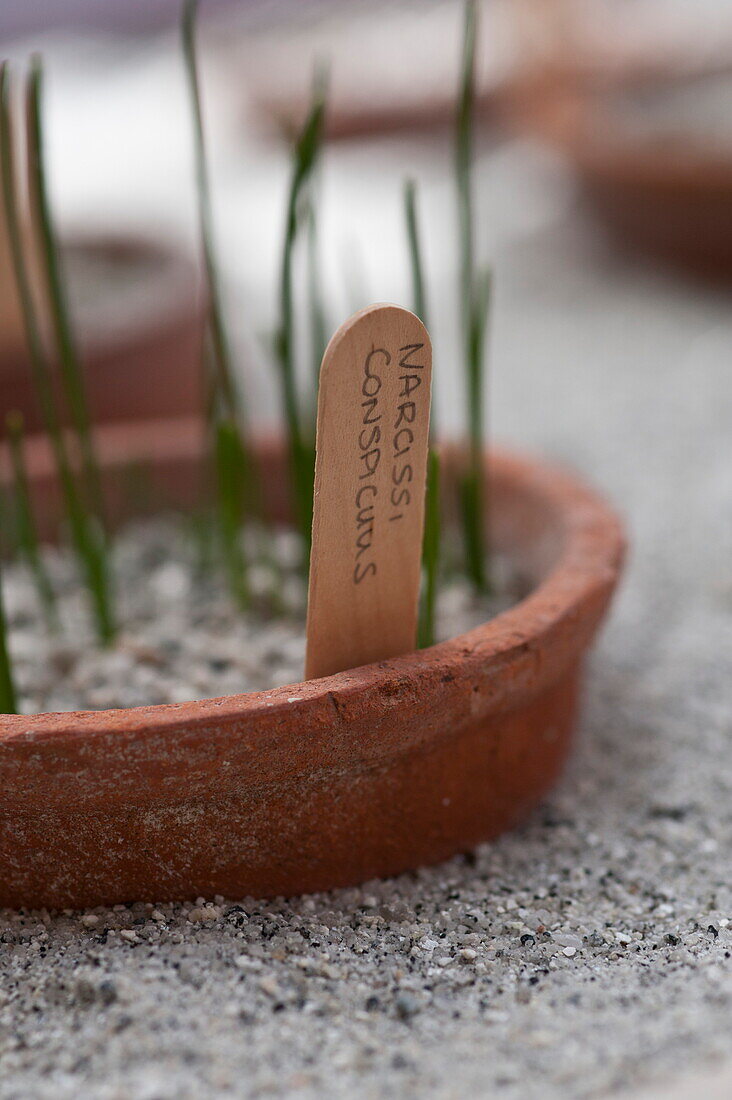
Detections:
183,0,253,608
404,179,427,326
404,178,441,649
0,59,115,643
275,69,327,553
0,0,497,708
456,0,492,594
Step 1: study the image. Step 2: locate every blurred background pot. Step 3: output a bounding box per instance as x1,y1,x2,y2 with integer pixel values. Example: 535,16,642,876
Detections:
507,73,732,279
504,0,732,278
0,233,205,431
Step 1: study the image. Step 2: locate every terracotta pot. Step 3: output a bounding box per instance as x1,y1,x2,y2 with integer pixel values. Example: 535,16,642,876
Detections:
501,0,732,277
503,65,732,278
0,421,624,909
573,137,732,280
0,234,205,432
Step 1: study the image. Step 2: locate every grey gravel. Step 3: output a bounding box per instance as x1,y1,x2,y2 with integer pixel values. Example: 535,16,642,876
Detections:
2,144,732,1100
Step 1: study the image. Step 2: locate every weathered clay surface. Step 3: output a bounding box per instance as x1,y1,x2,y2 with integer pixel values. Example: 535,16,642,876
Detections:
0,427,624,908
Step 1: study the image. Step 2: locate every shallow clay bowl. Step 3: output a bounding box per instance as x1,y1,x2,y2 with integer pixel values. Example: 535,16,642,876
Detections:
558,89,732,278
574,139,732,279
504,75,732,279
0,421,624,910
0,234,204,432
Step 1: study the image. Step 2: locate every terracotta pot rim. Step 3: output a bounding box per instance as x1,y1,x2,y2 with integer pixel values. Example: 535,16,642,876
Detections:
572,133,732,189
0,425,625,759
503,77,732,189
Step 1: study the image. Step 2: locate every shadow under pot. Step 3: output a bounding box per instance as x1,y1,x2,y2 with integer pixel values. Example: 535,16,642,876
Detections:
0,233,205,430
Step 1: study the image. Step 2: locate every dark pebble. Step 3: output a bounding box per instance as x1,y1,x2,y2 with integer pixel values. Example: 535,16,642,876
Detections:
395,992,420,1020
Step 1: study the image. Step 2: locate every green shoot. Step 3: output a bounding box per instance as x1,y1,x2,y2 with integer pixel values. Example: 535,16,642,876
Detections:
183,0,254,604
182,0,241,422
418,449,441,649
275,66,327,550
0,557,17,714
214,418,249,609
404,178,428,329
404,177,441,648
0,485,18,714
25,57,106,532
456,0,491,593
462,263,491,589
306,202,327,410
6,411,59,632
0,61,115,643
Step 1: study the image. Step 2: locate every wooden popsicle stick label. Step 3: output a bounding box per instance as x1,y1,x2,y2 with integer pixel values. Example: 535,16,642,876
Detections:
305,304,432,679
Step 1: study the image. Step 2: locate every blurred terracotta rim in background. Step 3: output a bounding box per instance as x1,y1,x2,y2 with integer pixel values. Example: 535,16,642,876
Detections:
501,0,732,279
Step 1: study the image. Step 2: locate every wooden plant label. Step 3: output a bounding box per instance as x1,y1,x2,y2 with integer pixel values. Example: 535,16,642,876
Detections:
305,304,432,679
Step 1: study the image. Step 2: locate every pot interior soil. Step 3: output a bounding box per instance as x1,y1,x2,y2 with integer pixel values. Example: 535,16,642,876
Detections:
4,515,523,715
